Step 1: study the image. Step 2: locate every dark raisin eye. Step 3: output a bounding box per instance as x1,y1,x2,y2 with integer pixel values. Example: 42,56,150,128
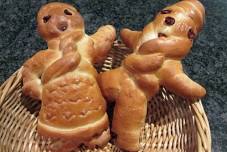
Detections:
158,33,167,38
64,9,72,15
188,29,196,40
161,9,172,14
165,16,175,25
43,15,51,23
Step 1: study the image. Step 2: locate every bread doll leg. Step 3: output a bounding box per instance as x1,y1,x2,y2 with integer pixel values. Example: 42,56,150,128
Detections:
158,60,206,99
98,68,122,102
48,139,79,152
56,129,110,151
85,128,110,148
134,73,160,98
112,78,147,151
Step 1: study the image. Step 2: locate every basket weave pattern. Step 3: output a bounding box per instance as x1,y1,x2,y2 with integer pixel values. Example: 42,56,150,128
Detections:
0,42,211,152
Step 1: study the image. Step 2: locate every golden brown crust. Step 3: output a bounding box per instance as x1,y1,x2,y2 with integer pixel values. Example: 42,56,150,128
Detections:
48,128,110,152
40,74,106,128
138,37,193,59
85,128,111,148
134,73,160,97
120,29,142,50
22,2,116,150
22,50,61,100
37,2,84,41
59,31,84,54
120,0,206,99
98,0,206,151
99,68,147,151
124,53,165,73
38,113,109,140
41,52,81,84
97,68,123,101
90,25,116,63
157,60,206,98
175,0,205,32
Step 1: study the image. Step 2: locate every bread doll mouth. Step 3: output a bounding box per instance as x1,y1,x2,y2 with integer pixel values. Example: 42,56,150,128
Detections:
57,22,68,31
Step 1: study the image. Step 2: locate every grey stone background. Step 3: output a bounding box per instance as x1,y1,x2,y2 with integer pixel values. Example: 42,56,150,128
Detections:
0,0,226,151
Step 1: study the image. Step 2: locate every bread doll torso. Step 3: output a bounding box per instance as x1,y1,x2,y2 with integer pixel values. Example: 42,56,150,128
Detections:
39,34,106,129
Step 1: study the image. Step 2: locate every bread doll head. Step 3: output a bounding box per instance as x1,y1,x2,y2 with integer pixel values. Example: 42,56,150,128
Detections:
153,0,205,41
37,2,84,41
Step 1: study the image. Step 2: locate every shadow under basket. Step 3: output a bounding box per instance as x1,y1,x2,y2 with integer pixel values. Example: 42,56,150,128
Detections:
0,41,211,152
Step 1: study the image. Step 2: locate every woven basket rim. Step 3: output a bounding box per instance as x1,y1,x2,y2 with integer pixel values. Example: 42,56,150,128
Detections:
0,42,212,152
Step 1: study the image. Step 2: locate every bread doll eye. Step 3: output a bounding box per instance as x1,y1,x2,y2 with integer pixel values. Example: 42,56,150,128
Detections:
43,15,51,23
165,17,175,25
64,9,72,15
188,29,196,40
161,9,172,14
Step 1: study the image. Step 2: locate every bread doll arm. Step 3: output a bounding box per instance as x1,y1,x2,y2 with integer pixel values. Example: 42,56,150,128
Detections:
90,25,116,63
59,30,83,54
139,37,192,59
158,60,206,99
120,28,142,50
22,50,60,100
124,53,165,73
42,52,81,84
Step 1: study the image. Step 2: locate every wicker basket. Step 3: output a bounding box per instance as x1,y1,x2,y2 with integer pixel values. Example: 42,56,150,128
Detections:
0,41,211,152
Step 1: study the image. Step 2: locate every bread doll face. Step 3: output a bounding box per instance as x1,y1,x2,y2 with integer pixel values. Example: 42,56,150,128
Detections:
37,2,84,41
154,5,198,41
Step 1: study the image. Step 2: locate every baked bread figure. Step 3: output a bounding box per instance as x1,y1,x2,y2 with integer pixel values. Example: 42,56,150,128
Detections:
22,2,116,151
98,0,206,151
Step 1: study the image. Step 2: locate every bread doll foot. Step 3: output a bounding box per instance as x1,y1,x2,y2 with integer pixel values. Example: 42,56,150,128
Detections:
85,128,111,148
49,128,110,151
48,139,79,152
116,134,140,152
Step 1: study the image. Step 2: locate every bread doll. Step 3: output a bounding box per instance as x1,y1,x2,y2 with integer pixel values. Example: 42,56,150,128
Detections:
22,2,116,151
98,0,206,151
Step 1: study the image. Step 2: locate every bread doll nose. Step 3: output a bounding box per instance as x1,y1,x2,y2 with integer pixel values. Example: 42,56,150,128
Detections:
57,21,68,31
49,14,69,32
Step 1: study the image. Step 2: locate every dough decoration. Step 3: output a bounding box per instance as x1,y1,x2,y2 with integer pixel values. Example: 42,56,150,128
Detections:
22,2,116,151
98,0,206,151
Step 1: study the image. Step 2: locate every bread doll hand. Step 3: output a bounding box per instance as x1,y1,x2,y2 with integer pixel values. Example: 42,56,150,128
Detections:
124,53,165,73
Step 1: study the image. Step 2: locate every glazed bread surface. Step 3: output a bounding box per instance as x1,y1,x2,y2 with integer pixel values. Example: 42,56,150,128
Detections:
99,0,206,151
22,2,116,150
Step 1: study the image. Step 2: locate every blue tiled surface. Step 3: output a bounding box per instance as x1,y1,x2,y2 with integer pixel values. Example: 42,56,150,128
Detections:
0,0,226,151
